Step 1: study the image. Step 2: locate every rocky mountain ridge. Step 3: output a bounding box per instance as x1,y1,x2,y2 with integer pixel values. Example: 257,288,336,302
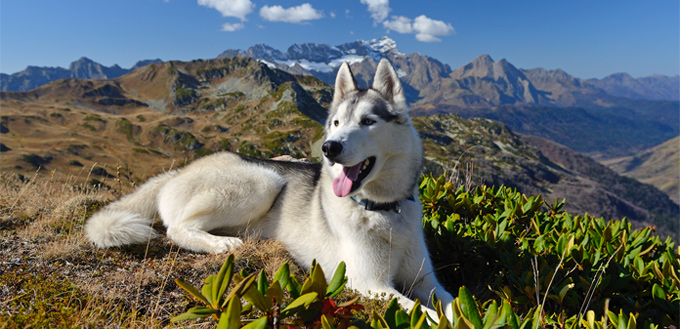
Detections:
1,57,162,92
217,37,679,107
5,37,677,107
0,58,677,240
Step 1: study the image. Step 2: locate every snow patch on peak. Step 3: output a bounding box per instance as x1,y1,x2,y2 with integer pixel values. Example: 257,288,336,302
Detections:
368,36,400,55
221,36,402,75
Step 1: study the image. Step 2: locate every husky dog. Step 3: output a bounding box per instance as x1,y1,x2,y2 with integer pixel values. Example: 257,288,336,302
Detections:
86,59,454,319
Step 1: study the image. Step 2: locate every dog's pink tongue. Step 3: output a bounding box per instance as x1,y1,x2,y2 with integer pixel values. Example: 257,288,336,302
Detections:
332,163,362,197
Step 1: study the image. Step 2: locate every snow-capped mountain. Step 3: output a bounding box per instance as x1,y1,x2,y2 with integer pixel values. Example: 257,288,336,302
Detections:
218,36,401,76
216,37,559,108
217,36,454,103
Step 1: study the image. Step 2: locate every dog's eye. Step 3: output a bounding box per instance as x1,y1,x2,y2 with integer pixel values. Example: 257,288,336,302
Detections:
333,120,339,127
361,118,376,126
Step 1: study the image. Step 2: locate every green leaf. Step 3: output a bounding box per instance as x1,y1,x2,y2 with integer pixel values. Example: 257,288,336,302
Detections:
530,307,542,329
384,298,401,329
409,299,423,326
288,276,301,299
632,256,644,276
170,312,208,322
457,286,482,329
217,298,242,329
242,283,268,312
321,314,336,329
586,310,595,329
175,278,210,306
454,316,474,329
224,272,257,308
557,234,574,257
558,283,575,304
265,281,284,308
242,316,268,329
395,310,410,329
170,306,217,322
481,300,498,329
412,312,428,329
257,269,269,296
436,315,453,329
214,254,235,307
281,292,318,317
327,261,347,297
606,310,618,328
500,302,519,329
625,313,636,329
203,275,216,307
651,283,666,301
309,262,328,297
273,262,290,293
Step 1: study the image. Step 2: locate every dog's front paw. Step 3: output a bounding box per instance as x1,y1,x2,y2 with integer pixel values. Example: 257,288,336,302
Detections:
210,236,244,254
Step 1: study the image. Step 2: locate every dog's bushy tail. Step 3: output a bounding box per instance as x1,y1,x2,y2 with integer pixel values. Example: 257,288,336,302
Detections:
85,170,178,248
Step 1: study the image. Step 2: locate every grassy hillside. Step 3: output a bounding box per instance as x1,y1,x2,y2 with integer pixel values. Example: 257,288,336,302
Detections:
414,115,679,241
1,170,677,328
602,136,680,205
0,57,330,185
419,104,679,160
1,57,676,238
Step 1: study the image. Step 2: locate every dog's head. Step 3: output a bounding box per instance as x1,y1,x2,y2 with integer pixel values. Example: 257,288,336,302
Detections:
323,59,423,202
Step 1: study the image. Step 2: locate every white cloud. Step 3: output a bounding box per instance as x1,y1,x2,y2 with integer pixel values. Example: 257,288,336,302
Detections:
360,0,390,23
259,3,323,23
197,0,254,21
384,14,454,43
221,22,244,31
413,15,454,42
382,16,413,34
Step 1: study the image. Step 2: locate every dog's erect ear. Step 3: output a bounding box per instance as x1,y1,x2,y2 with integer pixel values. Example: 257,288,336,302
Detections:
372,58,406,107
332,62,358,107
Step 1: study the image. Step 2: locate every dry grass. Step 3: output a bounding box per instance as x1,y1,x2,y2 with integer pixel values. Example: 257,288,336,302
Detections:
0,169,300,328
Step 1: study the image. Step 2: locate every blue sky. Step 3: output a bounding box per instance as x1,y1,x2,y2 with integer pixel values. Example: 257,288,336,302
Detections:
1,0,678,79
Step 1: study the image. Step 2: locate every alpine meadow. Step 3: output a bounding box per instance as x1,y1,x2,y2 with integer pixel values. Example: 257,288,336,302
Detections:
1,34,678,328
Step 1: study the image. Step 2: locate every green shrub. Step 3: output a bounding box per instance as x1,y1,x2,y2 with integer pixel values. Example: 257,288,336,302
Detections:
172,174,678,328
420,174,678,327
172,255,360,328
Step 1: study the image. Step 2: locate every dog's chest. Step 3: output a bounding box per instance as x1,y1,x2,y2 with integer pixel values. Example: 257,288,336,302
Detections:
339,208,415,245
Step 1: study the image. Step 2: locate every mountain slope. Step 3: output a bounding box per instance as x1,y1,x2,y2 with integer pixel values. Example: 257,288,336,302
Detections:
0,57,163,92
0,57,330,182
220,38,553,108
602,136,680,204
1,58,677,240
415,114,678,240
587,73,680,101
438,104,679,159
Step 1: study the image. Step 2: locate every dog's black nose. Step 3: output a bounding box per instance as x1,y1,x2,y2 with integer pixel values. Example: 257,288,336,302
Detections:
322,141,343,159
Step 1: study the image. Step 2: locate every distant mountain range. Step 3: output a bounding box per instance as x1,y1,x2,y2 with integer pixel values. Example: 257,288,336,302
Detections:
0,57,676,239
0,57,162,92
1,37,678,214
3,37,678,105
217,36,679,106
217,37,678,159
4,38,676,158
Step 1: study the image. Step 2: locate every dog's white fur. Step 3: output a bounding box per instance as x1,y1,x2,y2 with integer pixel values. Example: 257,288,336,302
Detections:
86,59,454,319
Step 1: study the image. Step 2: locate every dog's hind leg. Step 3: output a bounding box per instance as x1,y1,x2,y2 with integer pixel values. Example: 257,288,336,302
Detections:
158,156,287,254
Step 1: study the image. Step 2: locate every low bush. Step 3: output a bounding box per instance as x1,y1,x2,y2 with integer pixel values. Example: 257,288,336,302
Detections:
173,174,678,328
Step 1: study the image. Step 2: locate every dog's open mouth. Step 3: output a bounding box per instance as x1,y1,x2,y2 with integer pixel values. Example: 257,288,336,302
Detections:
332,156,375,197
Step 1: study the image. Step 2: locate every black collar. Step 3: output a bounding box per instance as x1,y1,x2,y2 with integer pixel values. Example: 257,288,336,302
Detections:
350,195,415,213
